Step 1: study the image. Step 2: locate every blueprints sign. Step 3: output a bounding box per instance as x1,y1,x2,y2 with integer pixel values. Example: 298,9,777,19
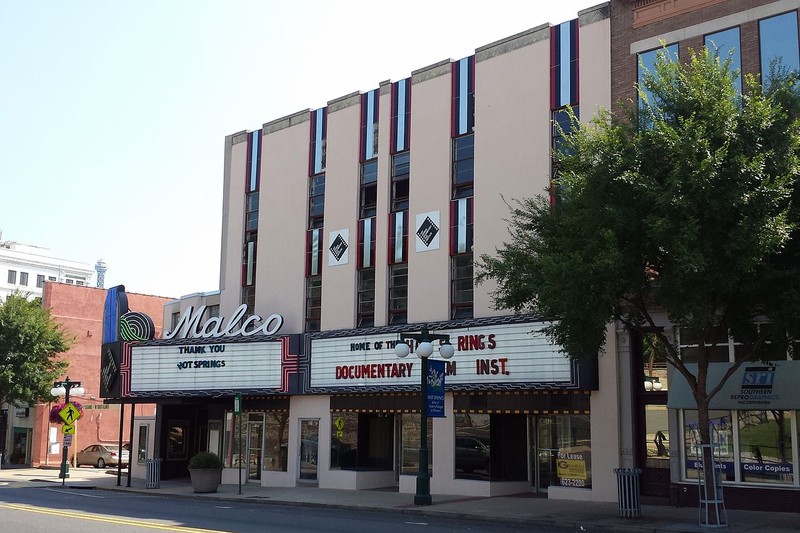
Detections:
427,360,446,417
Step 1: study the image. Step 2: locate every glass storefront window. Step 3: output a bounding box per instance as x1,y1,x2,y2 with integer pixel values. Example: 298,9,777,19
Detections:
223,412,242,468
455,414,490,480
645,405,669,463
330,412,393,471
738,410,793,484
330,412,359,470
401,413,432,476
683,410,734,481
553,415,592,489
264,412,289,472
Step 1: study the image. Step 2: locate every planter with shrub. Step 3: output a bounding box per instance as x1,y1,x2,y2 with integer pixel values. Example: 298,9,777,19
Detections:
187,451,223,493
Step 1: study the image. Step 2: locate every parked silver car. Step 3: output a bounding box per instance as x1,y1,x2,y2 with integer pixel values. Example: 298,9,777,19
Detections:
73,444,129,468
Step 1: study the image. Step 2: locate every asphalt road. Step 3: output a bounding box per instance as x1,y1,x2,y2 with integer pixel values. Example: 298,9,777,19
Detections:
0,485,571,532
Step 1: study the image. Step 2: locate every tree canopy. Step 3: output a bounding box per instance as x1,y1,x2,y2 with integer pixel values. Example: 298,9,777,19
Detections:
0,293,72,407
477,47,800,390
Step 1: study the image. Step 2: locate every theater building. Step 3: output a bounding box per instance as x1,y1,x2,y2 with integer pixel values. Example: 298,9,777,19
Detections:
104,3,621,502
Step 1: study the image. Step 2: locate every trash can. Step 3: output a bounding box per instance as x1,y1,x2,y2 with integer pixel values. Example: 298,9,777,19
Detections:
146,458,162,489
614,468,642,518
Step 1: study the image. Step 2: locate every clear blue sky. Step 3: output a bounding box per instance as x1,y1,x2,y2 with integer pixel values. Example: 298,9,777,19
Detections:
1,0,597,298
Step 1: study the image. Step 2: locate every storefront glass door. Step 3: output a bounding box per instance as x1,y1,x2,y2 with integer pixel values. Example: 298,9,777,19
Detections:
246,418,263,481
530,415,558,492
299,419,319,482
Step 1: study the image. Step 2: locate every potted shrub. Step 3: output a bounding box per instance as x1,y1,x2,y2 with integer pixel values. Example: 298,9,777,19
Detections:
187,451,223,493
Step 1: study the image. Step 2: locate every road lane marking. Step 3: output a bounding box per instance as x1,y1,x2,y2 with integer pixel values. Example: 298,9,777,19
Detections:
44,488,105,498
0,503,230,532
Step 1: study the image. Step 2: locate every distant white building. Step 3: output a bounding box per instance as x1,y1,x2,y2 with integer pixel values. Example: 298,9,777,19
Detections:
0,241,94,301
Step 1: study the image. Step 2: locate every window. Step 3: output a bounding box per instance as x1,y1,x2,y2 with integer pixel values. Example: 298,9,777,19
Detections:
166,420,188,460
243,236,257,288
48,276,56,281
638,44,679,128
19,272,28,286
309,174,325,229
401,413,432,476
552,106,579,157
388,264,408,325
305,275,322,332
245,192,259,232
360,161,378,219
75,280,84,286
36,274,45,288
137,425,148,464
391,152,410,212
66,279,74,285
451,253,473,319
205,305,220,320
171,312,180,331
7,270,16,284
705,27,742,94
452,135,474,199
264,411,289,472
759,12,800,89
330,412,393,471
738,410,793,484
682,410,734,481
357,268,375,328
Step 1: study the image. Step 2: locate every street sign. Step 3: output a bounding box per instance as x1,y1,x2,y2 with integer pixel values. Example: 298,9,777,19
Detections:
59,403,81,424
234,393,241,414
62,424,75,435
64,434,73,447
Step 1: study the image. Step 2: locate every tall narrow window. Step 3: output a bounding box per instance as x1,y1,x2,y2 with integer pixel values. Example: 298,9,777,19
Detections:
705,27,741,94
242,130,261,311
451,254,473,319
760,12,800,89
7,270,16,284
452,135,474,199
356,269,375,328
360,161,378,219
391,152,409,212
306,107,327,333
388,264,408,325
637,44,679,128
356,217,376,327
19,272,28,286
36,274,45,288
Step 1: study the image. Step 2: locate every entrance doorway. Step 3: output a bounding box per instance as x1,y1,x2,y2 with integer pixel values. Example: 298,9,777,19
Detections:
530,415,558,492
298,419,319,483
246,415,264,482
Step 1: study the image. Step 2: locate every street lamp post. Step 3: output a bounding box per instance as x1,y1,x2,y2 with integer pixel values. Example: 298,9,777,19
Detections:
51,377,83,486
395,325,454,506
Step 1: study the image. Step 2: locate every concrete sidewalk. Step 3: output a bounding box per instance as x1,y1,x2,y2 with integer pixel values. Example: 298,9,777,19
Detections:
1,465,797,532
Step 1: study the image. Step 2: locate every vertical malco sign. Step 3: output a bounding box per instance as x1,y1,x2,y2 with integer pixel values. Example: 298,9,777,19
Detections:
309,322,573,390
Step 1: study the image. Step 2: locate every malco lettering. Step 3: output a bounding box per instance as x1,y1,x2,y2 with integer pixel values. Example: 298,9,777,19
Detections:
163,305,283,340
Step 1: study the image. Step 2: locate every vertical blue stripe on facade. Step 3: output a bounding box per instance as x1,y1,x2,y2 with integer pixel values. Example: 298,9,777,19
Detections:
397,80,406,152
552,19,579,109
249,131,260,192
311,107,327,175
452,56,475,136
392,78,411,154
362,89,379,161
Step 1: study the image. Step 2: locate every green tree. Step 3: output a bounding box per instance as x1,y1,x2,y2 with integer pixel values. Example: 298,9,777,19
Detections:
477,48,800,522
0,293,72,408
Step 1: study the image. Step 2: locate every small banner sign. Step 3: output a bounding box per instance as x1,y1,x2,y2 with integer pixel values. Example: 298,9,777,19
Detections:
427,360,446,417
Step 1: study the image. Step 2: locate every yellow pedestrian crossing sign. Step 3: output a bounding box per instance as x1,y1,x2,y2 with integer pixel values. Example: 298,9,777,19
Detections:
62,423,75,435
59,403,81,424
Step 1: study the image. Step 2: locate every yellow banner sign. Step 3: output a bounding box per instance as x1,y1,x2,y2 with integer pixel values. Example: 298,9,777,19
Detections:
557,458,587,480
62,424,75,435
